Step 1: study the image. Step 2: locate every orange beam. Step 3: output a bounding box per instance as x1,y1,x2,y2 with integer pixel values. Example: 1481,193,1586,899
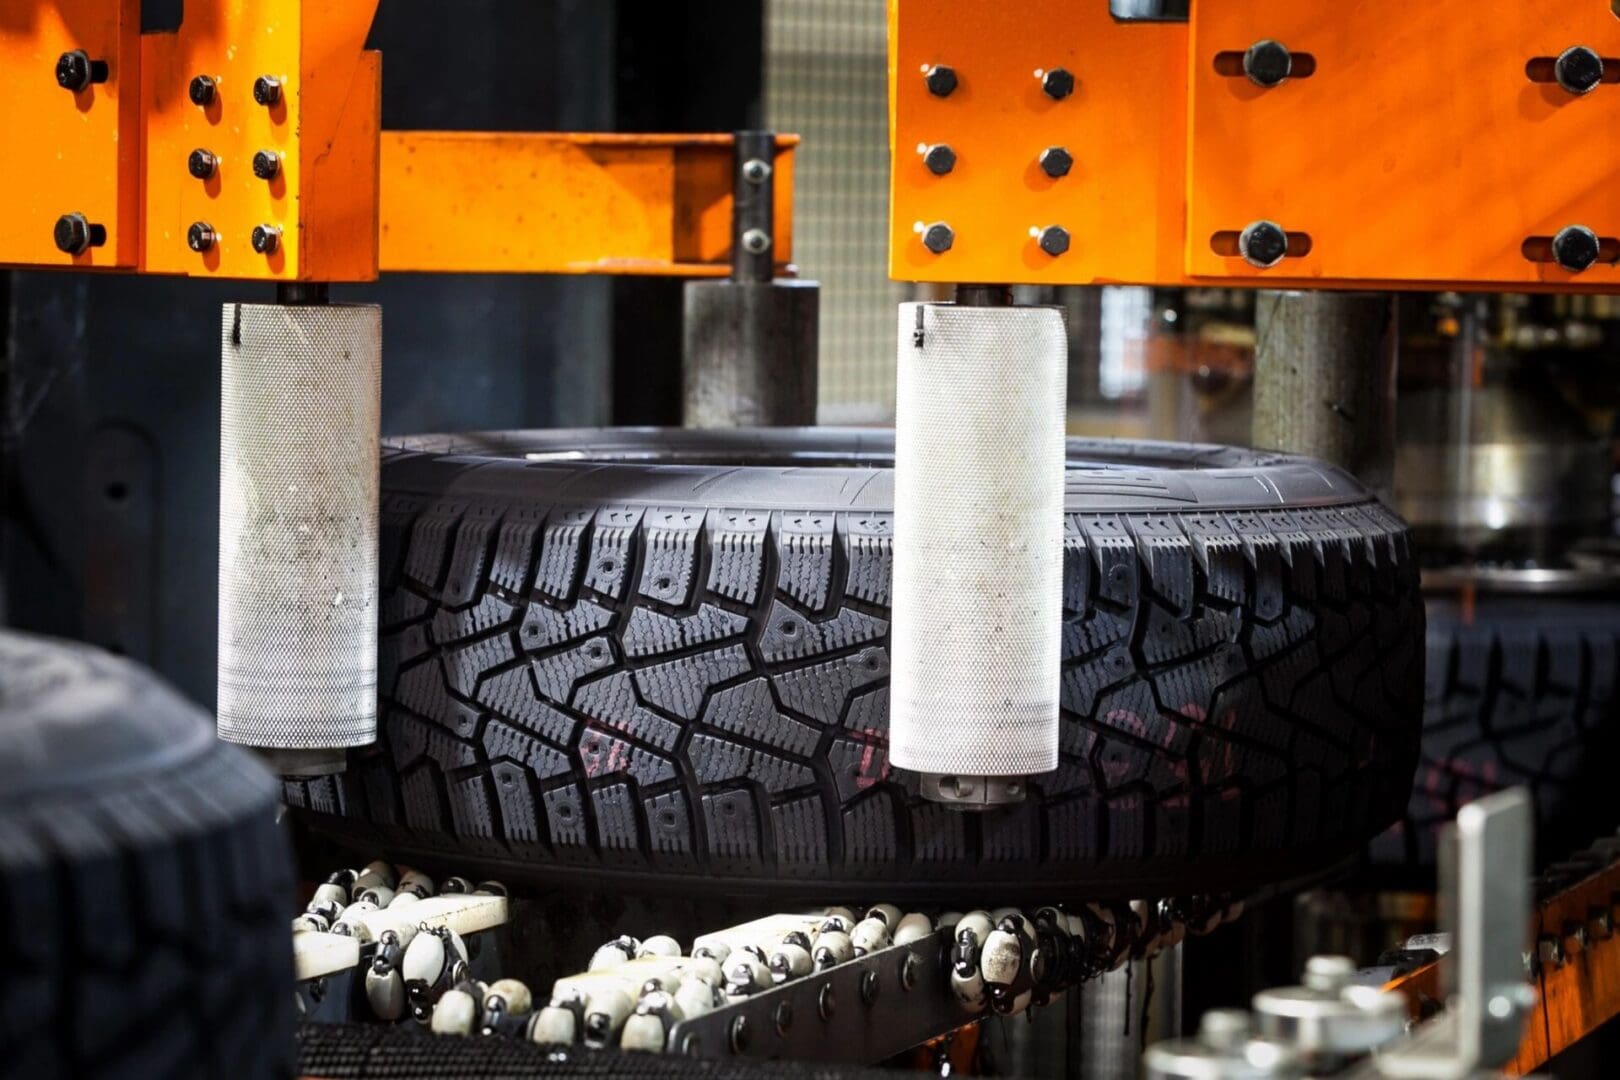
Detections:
890,0,1620,292
378,132,798,277
0,0,142,268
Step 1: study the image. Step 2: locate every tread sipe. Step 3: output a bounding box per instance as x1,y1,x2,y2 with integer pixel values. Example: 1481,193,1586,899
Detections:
287,429,1424,900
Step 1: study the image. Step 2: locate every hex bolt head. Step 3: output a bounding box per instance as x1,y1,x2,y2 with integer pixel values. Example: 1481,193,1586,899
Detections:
56,50,107,92
1243,40,1294,88
188,148,218,180
1238,219,1289,268
1039,146,1074,178
53,213,103,255
1553,224,1601,272
252,150,282,181
741,158,772,185
187,221,217,253
253,75,282,107
1042,67,1076,100
921,222,955,254
189,74,218,107
250,224,282,255
1556,46,1604,95
924,64,958,97
922,143,957,175
1038,225,1071,256
741,228,772,255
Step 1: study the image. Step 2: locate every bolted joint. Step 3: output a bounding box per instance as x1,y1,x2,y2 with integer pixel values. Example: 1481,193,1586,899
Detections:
924,64,958,97
1552,224,1601,272
921,222,955,254
53,213,105,255
741,157,772,185
187,222,217,253
250,224,282,255
1243,39,1293,88
1238,219,1289,268
922,143,957,175
253,75,282,107
1041,67,1075,100
1039,146,1073,178
252,150,282,181
188,148,218,181
740,228,772,255
1038,225,1071,256
56,50,109,92
189,74,218,107
1556,45,1604,96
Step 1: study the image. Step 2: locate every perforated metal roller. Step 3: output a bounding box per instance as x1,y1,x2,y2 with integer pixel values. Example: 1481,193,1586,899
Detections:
217,303,381,774
890,302,1066,805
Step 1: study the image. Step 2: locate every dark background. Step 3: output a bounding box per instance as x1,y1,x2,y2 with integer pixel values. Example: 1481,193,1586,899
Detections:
0,0,764,705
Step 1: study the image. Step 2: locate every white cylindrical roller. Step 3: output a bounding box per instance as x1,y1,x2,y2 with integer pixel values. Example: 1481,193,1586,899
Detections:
891,301,1066,780
217,302,381,765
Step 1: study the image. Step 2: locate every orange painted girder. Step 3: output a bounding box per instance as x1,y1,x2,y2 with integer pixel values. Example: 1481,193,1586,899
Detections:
1187,1,1620,289
141,0,381,282
378,132,798,277
891,0,1620,292
888,0,1189,288
0,0,142,268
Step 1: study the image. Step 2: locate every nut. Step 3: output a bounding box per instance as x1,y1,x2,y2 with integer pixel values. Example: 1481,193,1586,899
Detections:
189,75,217,107
252,150,281,181
1243,40,1293,88
188,149,218,181
922,144,957,175
921,222,954,254
1555,46,1604,96
253,75,282,107
1041,67,1075,100
1238,219,1289,268
1038,225,1071,256
250,224,282,255
1553,224,1600,272
1039,146,1073,178
187,222,217,253
924,64,958,97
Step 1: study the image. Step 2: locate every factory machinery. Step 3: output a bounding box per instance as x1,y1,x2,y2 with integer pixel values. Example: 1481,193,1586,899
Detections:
3,1,1620,1077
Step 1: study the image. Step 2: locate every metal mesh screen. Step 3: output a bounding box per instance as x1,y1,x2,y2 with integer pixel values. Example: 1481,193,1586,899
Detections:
765,0,908,423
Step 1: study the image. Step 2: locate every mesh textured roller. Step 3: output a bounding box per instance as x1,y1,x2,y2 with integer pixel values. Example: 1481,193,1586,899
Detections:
0,631,295,1078
1375,591,1620,869
218,302,382,750
891,303,1067,777
286,429,1424,899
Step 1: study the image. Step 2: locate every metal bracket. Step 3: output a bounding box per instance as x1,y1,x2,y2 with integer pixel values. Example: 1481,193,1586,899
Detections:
1376,788,1535,1079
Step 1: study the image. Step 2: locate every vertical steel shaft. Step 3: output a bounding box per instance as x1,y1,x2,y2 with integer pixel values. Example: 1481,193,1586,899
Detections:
1252,291,1397,500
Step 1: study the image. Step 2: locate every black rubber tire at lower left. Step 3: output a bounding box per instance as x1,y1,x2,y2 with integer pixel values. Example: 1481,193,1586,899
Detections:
0,631,295,1079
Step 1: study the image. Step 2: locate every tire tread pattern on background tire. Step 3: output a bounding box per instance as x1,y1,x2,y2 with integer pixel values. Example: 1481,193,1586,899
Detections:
0,635,294,1079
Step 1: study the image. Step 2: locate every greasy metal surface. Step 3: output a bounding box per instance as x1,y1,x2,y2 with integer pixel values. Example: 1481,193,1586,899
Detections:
666,932,966,1062
0,0,141,268
682,280,818,427
380,133,797,276
1186,2,1620,289
142,0,381,281
1252,292,1396,500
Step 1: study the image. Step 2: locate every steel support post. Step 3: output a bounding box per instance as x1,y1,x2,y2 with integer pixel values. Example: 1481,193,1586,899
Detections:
1252,291,1397,500
682,131,818,428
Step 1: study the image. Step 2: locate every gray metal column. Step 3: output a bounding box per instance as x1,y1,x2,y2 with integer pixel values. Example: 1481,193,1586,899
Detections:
1252,291,1397,500
1080,944,1184,1076
682,131,819,427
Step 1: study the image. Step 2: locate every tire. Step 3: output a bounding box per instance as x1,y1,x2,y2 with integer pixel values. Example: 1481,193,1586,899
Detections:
1375,588,1620,868
0,631,295,1078
287,428,1424,900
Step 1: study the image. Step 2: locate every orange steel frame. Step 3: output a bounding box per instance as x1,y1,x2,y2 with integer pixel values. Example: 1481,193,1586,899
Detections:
0,0,796,282
890,0,1620,292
